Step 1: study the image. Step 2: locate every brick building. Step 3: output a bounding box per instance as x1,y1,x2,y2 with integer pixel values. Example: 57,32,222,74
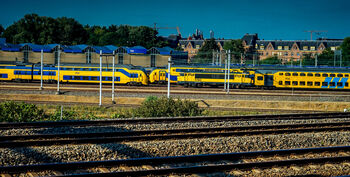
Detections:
255,40,343,62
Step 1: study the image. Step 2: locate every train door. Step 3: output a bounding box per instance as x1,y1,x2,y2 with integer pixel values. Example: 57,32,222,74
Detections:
264,75,274,87
159,71,166,83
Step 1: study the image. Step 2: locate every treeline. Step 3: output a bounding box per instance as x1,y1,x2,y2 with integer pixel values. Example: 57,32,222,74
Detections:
0,14,169,48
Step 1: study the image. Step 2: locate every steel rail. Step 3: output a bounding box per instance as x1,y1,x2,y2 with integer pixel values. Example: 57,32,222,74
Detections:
1,123,349,147
1,112,350,129
1,121,350,141
0,146,349,175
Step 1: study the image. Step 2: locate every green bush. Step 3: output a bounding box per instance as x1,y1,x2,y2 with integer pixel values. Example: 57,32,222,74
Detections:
133,96,203,117
49,106,78,121
0,101,46,122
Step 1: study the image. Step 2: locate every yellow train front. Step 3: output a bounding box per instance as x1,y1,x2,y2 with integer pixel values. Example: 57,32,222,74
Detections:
177,69,254,88
0,64,148,86
149,65,244,84
253,68,350,90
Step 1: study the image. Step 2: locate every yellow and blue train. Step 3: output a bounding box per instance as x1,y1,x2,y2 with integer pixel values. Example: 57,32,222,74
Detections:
0,64,148,85
1,63,350,90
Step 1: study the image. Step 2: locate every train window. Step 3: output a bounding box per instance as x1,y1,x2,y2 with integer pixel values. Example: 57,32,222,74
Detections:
83,76,89,80
278,81,283,85
82,68,89,71
315,82,321,86
315,74,321,77
300,81,305,86
285,73,291,76
65,68,73,71
337,74,343,77
345,74,349,77
279,73,283,76
330,74,336,77
292,81,298,86
322,74,328,77
346,83,349,87
307,82,313,86
337,82,343,87
91,77,98,80
285,81,290,85
292,73,298,76
329,82,335,87
300,73,306,76
257,76,263,80
322,82,328,86
90,68,98,71
307,73,313,76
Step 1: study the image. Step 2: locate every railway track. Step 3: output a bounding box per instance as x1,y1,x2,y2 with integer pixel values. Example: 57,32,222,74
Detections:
2,82,350,97
1,121,349,147
1,112,350,129
1,146,349,176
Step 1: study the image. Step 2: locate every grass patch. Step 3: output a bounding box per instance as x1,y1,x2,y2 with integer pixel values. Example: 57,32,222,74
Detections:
0,100,270,122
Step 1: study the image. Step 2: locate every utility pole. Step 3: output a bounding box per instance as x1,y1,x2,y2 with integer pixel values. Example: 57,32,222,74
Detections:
167,57,171,98
224,51,227,90
40,49,43,90
99,50,102,107
112,51,116,104
227,50,231,94
56,46,61,95
315,54,318,67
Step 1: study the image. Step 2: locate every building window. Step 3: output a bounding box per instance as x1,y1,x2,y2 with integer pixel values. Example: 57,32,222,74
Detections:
118,54,123,64
331,47,336,51
284,46,289,50
291,53,294,56
284,52,288,56
196,45,200,49
310,46,315,50
303,46,308,50
266,52,269,55
151,55,156,67
181,45,185,48
260,46,264,50
278,46,282,50
297,53,300,56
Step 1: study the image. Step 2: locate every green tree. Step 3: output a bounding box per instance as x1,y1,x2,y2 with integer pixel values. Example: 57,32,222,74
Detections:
0,24,4,36
302,53,315,66
318,48,334,66
56,17,88,45
223,39,245,60
341,37,350,66
192,38,219,64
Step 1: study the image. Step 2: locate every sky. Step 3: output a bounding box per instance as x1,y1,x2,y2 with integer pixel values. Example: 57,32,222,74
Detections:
0,0,349,40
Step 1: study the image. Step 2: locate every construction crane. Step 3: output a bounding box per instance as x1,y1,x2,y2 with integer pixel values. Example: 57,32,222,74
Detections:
153,23,182,38
304,30,328,40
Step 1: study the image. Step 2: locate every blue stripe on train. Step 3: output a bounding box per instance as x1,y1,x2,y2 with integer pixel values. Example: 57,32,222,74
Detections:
14,71,56,76
338,78,348,88
0,74,8,78
165,72,178,81
321,77,332,88
330,77,340,88
63,75,120,81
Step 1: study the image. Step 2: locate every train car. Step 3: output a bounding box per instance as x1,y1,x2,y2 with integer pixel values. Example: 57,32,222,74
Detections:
0,64,148,86
149,65,244,84
253,68,350,90
177,70,254,88
59,64,148,86
0,64,56,83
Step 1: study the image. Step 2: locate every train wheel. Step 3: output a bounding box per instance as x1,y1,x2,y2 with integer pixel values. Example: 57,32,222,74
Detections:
184,83,189,88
